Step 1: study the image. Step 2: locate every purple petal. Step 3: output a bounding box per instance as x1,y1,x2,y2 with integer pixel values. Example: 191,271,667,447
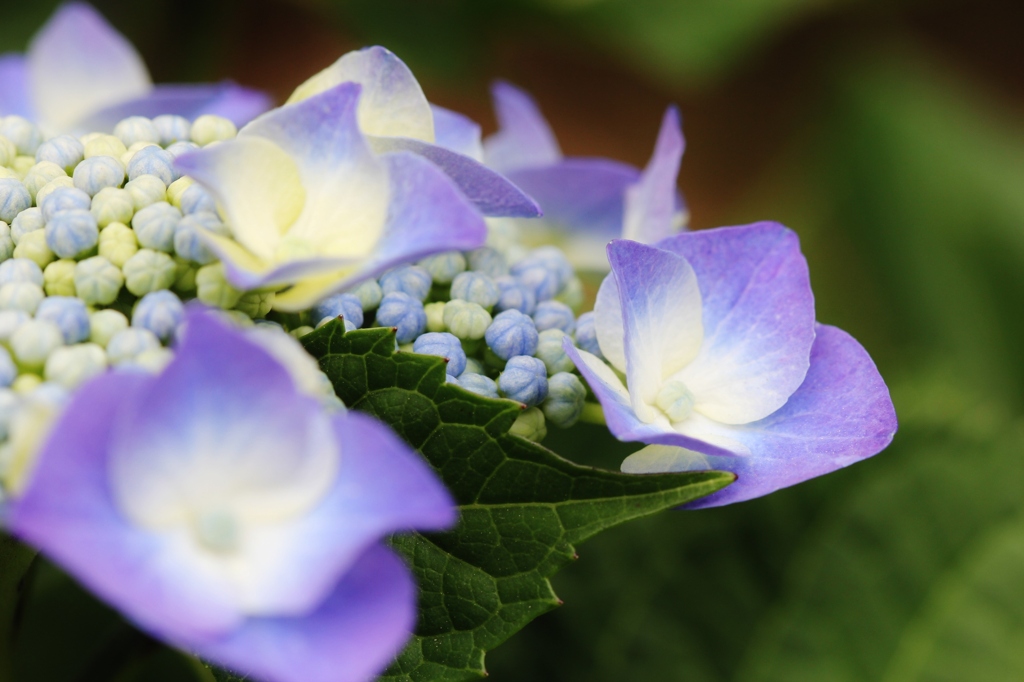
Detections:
656,222,816,424
189,544,416,682
505,159,640,236
27,2,151,131
7,370,245,640
0,54,34,119
431,104,483,161
483,80,561,172
622,106,685,244
369,135,541,218
623,324,897,508
79,82,273,131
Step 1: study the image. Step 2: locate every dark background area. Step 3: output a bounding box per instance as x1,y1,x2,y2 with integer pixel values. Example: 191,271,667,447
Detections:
2,0,1023,679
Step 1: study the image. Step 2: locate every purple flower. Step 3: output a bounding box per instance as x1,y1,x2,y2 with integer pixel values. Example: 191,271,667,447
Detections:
0,3,270,134
563,223,897,507
7,310,456,682
483,82,688,268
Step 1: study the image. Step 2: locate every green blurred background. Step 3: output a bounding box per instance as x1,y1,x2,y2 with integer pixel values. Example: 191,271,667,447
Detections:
2,0,1023,679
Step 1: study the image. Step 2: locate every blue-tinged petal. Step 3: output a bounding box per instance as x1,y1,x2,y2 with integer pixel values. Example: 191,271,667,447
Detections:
77,82,273,132
273,150,487,310
0,54,34,119
483,80,561,172
622,106,685,244
431,104,483,161
7,370,246,641
657,222,816,424
607,239,703,424
623,324,897,508
593,273,625,373
563,341,738,457
27,2,151,131
368,135,541,218
189,544,416,682
287,46,433,143
505,158,639,235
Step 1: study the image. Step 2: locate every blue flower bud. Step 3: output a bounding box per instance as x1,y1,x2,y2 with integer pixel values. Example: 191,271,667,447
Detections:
11,207,43,244
165,141,200,160
0,282,43,314
45,209,99,258
573,311,603,359
73,156,125,196
0,346,15,387
513,246,573,290
467,247,508,279
535,329,574,375
348,279,383,310
132,201,180,253
152,115,192,146
107,327,162,364
418,251,466,284
0,258,44,286
533,300,576,335
0,116,42,155
313,292,364,329
113,117,160,147
35,296,90,344
0,310,29,343
173,211,226,265
75,255,124,305
493,275,537,315
132,290,184,342
40,186,91,222
0,178,31,223
458,372,499,398
34,176,74,207
44,343,108,389
379,265,432,302
450,271,499,309
413,332,466,376
178,183,217,215
376,291,426,343
127,146,178,186
10,319,63,370
498,355,549,406
485,309,538,360
35,135,84,173
542,372,587,428
510,406,546,442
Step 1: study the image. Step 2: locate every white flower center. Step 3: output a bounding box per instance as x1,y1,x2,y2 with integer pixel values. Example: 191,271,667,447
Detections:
655,379,695,423
193,508,241,554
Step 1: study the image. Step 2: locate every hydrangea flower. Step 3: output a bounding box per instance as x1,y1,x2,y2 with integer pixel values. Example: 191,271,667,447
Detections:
7,310,456,682
285,46,540,218
176,81,488,311
0,3,270,135
483,82,687,268
564,223,897,507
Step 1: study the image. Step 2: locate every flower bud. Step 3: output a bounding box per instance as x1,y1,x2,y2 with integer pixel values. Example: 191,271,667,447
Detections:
493,275,536,315
106,327,161,364
89,309,129,347
123,249,176,297
0,347,15,387
43,343,107,389
195,262,241,308
130,347,175,373
35,296,90,344
131,290,184,342
190,115,237,146
40,186,90,222
172,212,223,265
43,259,77,296
313,292,364,328
413,332,466,376
121,141,157,167
166,177,193,208
0,117,42,155
165,141,199,160
124,174,167,210
379,265,432,302
0,388,18,439
555,276,584,311
458,372,499,398
542,372,586,428
512,262,559,303
10,374,42,394
132,201,180,252
533,300,576,335
34,176,75,207
424,301,447,332
72,156,124,196
419,251,466,285
290,325,314,339
347,278,383,310
127,146,178,186
443,299,491,340
35,135,83,174
178,183,216,215
45,208,99,258
464,357,485,375
113,116,160,148
0,310,28,344
485,309,538,360
0,134,17,166
498,355,548,406
74,255,124,304
535,329,574,375
98,221,139,267
450,271,499,309
0,282,43,314
13,229,54,268
510,406,546,442
90,187,134,227
0,258,43,287
0,223,11,262
152,115,192,146
0,178,31,222
573,311,603,359
11,207,43,244
467,247,507,279
83,134,127,159
11,156,35,180
10,319,63,370
234,290,274,319
376,291,426,343
23,162,66,201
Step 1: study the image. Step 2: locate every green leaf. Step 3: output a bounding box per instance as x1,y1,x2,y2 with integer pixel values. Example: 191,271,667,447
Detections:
301,323,733,681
